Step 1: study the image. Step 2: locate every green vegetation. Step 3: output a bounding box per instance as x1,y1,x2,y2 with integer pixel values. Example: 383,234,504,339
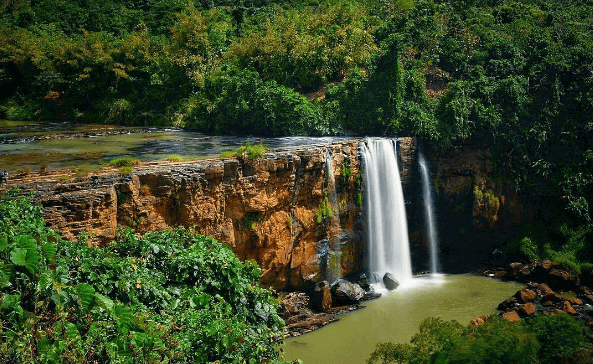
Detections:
316,196,334,224
220,150,237,159
242,212,262,231
0,191,288,363
71,165,91,178
369,314,592,364
236,142,268,160
165,154,184,162
108,157,141,167
119,165,134,176
0,0,591,233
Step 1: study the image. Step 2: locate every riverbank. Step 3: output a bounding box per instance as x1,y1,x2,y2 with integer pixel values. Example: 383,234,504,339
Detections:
282,275,524,364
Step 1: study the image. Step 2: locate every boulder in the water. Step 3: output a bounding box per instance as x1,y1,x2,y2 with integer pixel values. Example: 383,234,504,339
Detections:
383,273,400,290
358,273,370,291
331,279,365,304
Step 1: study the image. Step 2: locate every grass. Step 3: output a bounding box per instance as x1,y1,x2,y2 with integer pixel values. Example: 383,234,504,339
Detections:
119,166,134,176
71,166,91,178
165,154,184,162
108,157,141,167
15,167,31,175
220,150,237,158
236,142,268,160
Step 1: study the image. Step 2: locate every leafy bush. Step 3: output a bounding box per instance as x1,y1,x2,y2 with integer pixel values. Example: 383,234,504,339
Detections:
369,314,592,364
119,165,134,175
108,157,141,167
0,191,290,363
165,154,183,162
236,142,268,160
186,70,325,136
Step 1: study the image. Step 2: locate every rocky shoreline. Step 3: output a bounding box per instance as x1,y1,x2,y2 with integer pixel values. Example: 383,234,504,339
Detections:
475,260,593,328
279,276,382,338
281,260,593,339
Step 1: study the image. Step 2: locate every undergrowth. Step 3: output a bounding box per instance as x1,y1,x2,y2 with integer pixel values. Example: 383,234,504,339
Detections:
0,189,290,363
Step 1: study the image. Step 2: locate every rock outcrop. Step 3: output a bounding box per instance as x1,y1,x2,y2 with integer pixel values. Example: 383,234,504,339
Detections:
4,140,367,291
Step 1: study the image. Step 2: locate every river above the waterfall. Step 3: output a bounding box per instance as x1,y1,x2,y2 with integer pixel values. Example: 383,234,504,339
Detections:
0,121,354,172
282,275,524,364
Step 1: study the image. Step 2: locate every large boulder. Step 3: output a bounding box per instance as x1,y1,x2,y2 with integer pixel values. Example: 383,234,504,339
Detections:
383,273,400,291
514,288,537,303
331,279,365,304
311,280,332,311
518,303,536,317
502,310,520,323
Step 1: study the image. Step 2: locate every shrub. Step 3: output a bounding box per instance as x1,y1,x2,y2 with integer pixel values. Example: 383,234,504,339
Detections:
165,154,184,162
236,142,268,160
119,165,134,175
0,192,289,363
108,157,141,167
368,314,591,364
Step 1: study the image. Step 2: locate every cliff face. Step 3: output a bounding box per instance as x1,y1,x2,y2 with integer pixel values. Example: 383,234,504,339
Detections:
15,140,364,291
422,144,524,272
3,137,525,287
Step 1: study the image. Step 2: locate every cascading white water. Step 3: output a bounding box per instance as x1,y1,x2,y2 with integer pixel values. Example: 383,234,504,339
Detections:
361,138,413,284
325,148,342,283
419,152,440,274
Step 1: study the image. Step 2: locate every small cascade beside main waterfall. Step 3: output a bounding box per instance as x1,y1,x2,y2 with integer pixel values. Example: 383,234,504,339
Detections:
324,148,342,283
360,138,413,286
419,152,440,275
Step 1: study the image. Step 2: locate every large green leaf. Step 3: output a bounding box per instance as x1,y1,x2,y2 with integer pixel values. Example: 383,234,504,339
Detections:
0,262,15,287
0,235,8,252
41,241,57,261
113,305,134,334
9,235,40,273
95,293,114,311
76,283,96,312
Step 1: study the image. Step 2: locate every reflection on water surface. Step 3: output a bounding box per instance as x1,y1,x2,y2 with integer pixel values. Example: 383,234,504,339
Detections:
0,123,354,172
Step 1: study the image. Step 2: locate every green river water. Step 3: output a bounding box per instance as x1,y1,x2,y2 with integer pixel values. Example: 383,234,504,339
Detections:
282,275,524,364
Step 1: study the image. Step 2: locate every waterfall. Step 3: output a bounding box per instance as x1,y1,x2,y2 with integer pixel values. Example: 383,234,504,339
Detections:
419,152,440,274
360,138,412,285
325,148,342,283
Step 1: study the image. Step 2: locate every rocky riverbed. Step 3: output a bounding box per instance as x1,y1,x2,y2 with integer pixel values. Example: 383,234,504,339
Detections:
476,260,593,327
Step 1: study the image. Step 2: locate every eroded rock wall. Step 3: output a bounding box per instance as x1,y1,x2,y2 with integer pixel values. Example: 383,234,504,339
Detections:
5,137,524,286
19,140,364,291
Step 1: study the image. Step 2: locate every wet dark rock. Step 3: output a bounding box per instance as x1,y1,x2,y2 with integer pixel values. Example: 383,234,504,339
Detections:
363,286,382,300
279,292,334,338
498,297,517,311
331,279,365,304
311,281,332,312
383,272,400,291
357,273,370,291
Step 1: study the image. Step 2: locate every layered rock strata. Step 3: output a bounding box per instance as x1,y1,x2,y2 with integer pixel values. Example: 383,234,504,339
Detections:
4,140,365,291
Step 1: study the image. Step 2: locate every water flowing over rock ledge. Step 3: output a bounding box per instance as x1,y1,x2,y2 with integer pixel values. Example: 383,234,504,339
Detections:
2,137,528,291
2,139,367,291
